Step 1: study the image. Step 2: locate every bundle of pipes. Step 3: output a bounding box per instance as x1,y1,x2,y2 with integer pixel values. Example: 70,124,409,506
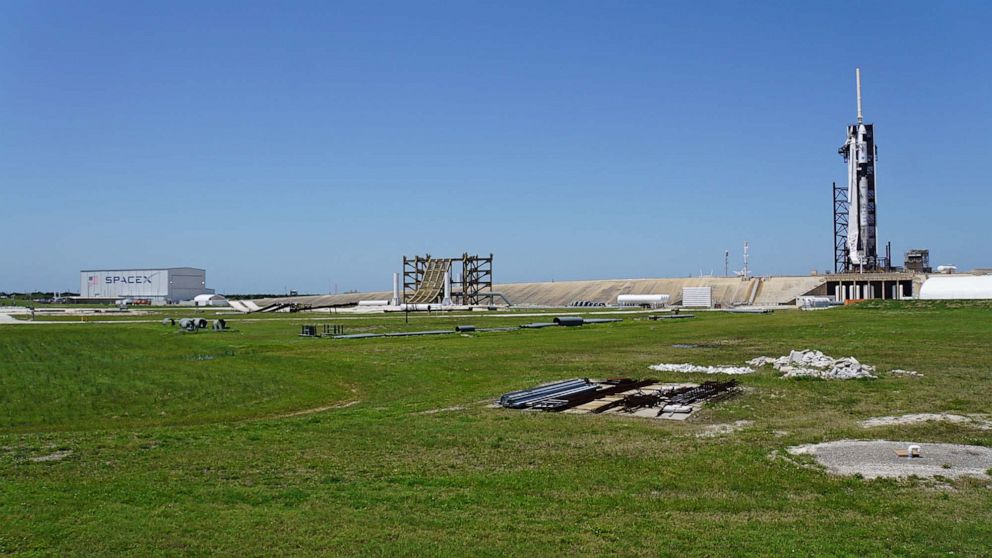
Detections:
498,378,654,411
498,379,597,409
529,379,655,411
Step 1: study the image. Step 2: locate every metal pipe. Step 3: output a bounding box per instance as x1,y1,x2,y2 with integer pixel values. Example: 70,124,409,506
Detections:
519,322,556,329
498,379,593,408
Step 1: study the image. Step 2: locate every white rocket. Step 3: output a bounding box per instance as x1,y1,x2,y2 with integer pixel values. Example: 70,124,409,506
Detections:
839,68,878,269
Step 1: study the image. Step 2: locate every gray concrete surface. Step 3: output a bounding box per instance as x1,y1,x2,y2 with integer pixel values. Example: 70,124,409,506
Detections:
788,440,992,479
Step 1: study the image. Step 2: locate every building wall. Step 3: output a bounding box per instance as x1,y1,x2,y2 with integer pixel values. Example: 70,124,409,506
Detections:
80,269,170,299
167,268,214,302
79,268,213,303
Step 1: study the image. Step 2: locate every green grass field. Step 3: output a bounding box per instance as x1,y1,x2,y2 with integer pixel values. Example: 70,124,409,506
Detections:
2,302,991,556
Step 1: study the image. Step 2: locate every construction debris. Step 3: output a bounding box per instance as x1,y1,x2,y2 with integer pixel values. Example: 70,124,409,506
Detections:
497,378,740,420
649,363,753,375
748,349,876,379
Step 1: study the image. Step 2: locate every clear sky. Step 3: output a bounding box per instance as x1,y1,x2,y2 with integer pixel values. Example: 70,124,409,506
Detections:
2,1,990,294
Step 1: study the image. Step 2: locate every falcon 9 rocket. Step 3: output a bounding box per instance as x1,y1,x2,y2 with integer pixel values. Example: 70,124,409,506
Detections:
838,68,878,271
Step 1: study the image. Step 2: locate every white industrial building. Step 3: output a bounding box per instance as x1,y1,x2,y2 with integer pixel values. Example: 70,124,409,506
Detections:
78,267,214,304
920,275,992,300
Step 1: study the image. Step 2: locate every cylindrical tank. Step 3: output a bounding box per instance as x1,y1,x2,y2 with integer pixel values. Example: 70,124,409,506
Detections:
358,300,390,306
553,316,584,326
920,275,992,300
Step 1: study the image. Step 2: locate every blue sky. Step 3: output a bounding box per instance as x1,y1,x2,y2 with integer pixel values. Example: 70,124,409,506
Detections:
2,1,990,294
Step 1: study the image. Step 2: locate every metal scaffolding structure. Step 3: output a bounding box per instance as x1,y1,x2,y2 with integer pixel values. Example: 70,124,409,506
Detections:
402,253,493,305
833,181,850,273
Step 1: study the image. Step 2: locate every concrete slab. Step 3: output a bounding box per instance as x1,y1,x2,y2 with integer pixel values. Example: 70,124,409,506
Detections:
787,440,992,480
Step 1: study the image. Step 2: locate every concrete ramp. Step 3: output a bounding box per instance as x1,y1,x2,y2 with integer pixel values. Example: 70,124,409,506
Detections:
228,300,252,313
406,259,452,304
752,276,826,305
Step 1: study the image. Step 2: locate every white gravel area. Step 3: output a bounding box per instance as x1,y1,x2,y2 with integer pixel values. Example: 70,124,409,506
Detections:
696,420,754,438
889,369,923,377
28,450,73,463
860,413,992,430
649,363,753,375
787,440,992,479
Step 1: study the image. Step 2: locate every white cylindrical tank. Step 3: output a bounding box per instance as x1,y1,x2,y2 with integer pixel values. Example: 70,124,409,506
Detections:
936,265,957,274
617,294,671,307
357,300,390,306
920,276,992,300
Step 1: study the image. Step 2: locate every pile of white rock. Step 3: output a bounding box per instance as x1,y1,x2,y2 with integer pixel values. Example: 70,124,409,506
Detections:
649,363,754,375
747,349,877,379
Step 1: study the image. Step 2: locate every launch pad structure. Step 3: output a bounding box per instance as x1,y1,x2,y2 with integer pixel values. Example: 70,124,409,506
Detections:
402,253,494,305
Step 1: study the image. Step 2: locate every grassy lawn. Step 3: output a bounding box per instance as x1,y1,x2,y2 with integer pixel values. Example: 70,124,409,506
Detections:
2,302,991,555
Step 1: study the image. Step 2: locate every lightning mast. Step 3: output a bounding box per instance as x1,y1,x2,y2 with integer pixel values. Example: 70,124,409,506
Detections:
838,68,878,272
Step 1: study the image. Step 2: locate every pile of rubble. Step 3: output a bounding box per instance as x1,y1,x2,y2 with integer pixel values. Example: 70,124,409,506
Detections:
649,363,754,375
748,349,876,379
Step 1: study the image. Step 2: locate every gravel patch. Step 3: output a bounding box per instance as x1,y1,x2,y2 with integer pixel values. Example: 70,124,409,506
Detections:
29,450,73,463
787,440,992,479
860,413,992,430
889,369,923,377
417,405,466,415
697,420,754,438
649,363,753,375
